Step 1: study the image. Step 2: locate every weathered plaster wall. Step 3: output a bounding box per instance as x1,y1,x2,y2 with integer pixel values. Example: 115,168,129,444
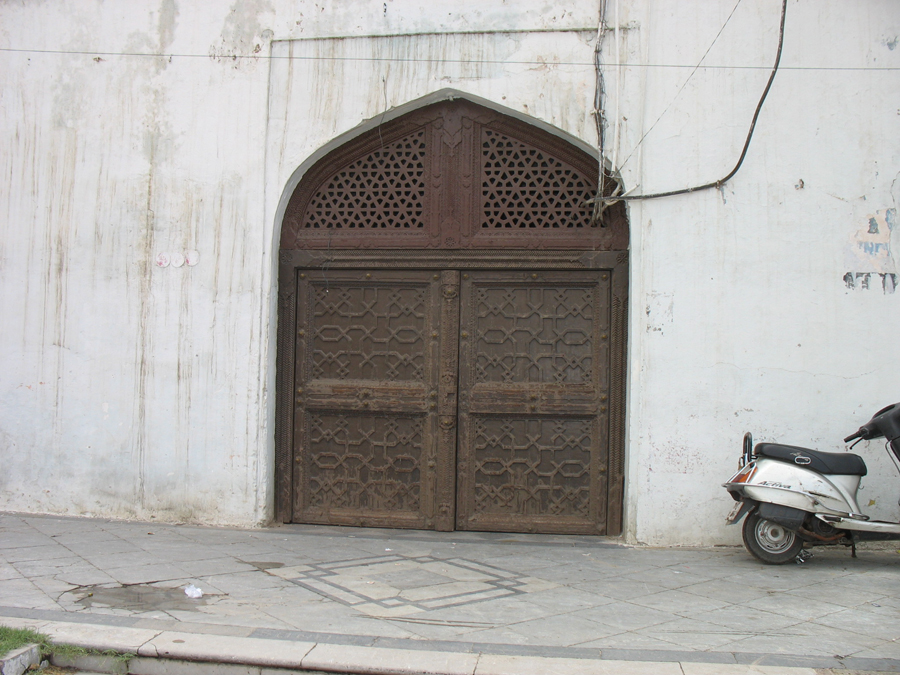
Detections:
614,0,900,544
1,0,898,544
0,0,277,523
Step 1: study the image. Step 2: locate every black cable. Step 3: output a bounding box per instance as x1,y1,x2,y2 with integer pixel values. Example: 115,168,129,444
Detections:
1,41,894,71
615,0,744,176
589,0,788,205
590,1,610,226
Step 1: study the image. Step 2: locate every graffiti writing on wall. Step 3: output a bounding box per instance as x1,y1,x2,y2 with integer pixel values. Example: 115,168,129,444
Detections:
845,208,897,294
843,272,898,293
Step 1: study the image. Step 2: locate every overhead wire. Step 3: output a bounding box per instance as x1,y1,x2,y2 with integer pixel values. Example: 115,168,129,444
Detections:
0,44,893,71
615,0,745,176
590,0,610,225
611,0,621,181
588,0,789,205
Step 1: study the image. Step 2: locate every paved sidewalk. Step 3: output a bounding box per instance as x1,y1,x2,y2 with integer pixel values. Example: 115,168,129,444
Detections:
2,513,900,674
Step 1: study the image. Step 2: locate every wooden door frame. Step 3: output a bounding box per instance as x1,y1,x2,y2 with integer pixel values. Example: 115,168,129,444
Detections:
275,248,628,534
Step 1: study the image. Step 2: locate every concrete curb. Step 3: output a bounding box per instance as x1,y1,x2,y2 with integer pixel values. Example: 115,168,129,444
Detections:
0,617,833,675
52,652,129,675
0,644,40,675
48,650,828,675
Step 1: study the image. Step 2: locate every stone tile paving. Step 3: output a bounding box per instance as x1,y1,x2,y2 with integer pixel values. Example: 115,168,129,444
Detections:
2,513,900,671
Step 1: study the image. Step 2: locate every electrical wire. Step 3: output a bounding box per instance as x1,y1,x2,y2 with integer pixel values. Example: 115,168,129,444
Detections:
590,0,610,225
611,0,621,178
615,0,744,176
588,0,789,205
0,44,893,71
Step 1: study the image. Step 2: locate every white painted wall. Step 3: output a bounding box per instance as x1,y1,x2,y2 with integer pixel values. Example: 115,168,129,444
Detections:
0,1,275,524
1,0,898,543
616,0,900,544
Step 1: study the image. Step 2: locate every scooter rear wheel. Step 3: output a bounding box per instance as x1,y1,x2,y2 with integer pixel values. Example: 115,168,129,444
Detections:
742,512,803,564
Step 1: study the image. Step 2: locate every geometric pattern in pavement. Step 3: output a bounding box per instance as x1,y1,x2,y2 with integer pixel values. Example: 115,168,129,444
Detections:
4,514,900,668
268,552,557,617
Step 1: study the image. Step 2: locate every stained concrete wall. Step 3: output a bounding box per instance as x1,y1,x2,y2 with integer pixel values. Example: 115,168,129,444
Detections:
617,0,900,544
1,0,898,544
0,1,275,523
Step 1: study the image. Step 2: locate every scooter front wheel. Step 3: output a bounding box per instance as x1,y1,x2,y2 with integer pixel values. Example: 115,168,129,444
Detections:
742,512,803,564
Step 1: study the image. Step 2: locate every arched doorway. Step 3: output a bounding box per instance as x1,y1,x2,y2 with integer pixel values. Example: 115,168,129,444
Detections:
275,98,628,535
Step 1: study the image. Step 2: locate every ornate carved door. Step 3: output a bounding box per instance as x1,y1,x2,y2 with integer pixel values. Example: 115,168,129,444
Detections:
456,270,612,534
276,97,628,535
291,268,459,531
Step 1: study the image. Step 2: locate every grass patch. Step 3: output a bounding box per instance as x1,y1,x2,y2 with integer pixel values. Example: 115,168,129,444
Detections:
0,625,52,657
51,643,134,663
1,625,133,664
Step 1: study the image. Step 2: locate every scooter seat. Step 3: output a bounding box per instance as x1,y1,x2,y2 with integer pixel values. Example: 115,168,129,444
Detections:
755,443,867,476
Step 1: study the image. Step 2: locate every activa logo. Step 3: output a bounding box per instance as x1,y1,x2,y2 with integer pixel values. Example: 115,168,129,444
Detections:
759,480,792,489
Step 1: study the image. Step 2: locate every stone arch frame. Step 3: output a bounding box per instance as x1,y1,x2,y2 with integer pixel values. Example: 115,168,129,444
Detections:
273,90,629,533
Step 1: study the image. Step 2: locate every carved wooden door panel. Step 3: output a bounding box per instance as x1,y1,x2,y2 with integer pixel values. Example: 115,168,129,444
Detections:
456,270,612,535
277,97,629,534
292,268,459,531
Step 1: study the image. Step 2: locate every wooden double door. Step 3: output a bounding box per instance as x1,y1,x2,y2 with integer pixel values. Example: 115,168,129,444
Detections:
279,259,624,535
274,97,629,534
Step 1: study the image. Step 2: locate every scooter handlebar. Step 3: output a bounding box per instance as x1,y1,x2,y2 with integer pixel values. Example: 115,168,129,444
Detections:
843,404,900,445
845,424,881,443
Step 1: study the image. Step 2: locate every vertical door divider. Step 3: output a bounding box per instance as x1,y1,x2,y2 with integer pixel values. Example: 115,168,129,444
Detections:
434,269,461,531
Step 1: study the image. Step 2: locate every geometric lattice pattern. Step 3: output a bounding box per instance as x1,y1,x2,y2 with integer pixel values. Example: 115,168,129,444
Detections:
472,418,592,518
302,131,426,229
480,129,595,229
307,413,423,512
273,552,557,617
473,286,593,384
280,99,626,249
311,284,427,381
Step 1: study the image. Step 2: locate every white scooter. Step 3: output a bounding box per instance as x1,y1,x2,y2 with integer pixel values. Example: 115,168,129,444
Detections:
724,403,900,564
